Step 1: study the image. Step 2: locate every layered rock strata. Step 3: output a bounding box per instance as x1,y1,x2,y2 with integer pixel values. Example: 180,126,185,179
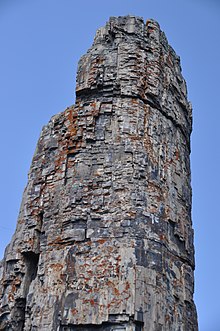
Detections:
0,16,198,331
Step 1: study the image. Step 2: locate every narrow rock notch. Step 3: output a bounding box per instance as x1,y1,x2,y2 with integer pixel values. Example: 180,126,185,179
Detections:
0,16,198,331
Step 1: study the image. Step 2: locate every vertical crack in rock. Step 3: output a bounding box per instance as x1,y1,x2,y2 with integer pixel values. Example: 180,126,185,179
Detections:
0,16,198,330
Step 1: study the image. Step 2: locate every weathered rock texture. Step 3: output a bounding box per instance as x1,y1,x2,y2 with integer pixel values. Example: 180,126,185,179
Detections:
0,16,198,331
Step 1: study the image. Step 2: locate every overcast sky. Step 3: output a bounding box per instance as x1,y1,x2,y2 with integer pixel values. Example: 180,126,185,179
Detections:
0,1,219,330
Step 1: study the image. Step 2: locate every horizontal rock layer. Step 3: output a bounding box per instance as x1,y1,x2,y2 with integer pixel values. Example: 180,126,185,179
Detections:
0,16,198,331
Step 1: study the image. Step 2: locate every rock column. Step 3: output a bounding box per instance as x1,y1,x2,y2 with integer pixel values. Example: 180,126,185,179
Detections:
0,16,198,331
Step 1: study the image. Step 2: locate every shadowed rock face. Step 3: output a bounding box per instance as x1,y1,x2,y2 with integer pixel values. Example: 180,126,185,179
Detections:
0,16,198,331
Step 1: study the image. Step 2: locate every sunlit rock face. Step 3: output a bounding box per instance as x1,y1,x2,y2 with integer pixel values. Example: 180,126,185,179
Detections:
0,16,198,331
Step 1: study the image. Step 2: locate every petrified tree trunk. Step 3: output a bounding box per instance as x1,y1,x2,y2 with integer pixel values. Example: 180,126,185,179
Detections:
0,16,198,331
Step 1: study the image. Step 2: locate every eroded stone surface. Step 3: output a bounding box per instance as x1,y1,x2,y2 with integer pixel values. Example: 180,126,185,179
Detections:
0,16,198,331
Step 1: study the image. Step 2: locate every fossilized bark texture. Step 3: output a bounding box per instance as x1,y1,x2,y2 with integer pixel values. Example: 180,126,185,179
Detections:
0,16,198,331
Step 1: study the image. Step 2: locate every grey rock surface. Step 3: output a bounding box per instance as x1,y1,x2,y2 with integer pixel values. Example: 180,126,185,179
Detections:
0,16,198,331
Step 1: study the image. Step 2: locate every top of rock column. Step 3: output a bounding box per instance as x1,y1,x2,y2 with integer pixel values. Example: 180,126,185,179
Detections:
75,16,192,142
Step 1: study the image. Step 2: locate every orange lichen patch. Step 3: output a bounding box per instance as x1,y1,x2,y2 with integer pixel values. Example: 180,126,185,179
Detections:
53,108,82,174
106,246,114,253
66,107,78,128
125,281,130,291
49,263,63,272
143,122,158,164
90,299,95,306
145,20,151,27
160,234,166,241
164,205,172,219
95,56,104,65
90,101,100,117
17,219,25,225
55,154,66,170
97,239,107,245
11,284,16,293
83,299,97,306
131,98,139,105
106,280,114,287
130,135,143,142
123,295,131,301
13,277,21,286
107,297,122,309
71,308,78,315
29,207,42,217
8,293,14,302
49,236,62,246
115,255,122,275
175,149,180,161
113,288,120,296
26,238,35,246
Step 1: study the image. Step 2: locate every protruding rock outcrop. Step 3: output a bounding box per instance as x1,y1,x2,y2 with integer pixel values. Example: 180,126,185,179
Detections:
0,16,198,330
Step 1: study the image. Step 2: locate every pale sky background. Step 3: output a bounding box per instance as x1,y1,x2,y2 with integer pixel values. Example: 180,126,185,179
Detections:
0,1,219,330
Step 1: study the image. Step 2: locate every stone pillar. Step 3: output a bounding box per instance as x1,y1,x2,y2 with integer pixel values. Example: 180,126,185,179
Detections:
0,16,198,331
